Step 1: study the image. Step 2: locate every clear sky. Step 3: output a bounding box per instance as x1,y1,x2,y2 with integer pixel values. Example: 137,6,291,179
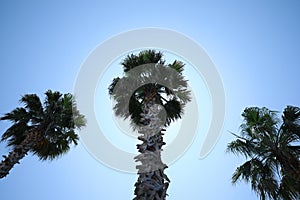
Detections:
1,1,300,200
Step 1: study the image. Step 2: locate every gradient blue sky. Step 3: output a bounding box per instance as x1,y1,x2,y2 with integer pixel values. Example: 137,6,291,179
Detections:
1,1,300,200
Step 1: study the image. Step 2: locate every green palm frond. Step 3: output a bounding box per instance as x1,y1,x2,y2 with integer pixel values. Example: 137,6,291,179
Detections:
20,94,43,123
256,176,278,200
109,50,191,128
168,60,185,74
1,107,31,145
0,107,29,123
227,139,256,158
108,77,120,96
228,106,300,199
279,172,300,200
121,50,164,72
1,122,29,146
0,90,85,160
241,107,279,139
33,129,79,160
282,106,300,138
232,159,252,184
164,99,182,126
233,158,278,199
34,135,71,160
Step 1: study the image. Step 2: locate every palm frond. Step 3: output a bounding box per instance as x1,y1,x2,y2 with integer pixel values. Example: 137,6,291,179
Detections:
20,94,43,119
109,50,191,128
229,106,300,199
1,90,85,160
227,138,257,158
108,77,120,96
122,50,164,73
232,160,252,184
164,99,182,126
282,105,300,138
168,60,184,74
0,107,29,122
1,122,28,146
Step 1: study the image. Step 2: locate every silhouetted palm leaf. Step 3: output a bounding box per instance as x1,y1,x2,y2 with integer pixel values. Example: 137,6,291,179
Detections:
227,106,300,199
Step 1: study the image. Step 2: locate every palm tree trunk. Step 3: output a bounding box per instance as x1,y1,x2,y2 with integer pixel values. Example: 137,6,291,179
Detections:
133,98,170,200
0,131,40,178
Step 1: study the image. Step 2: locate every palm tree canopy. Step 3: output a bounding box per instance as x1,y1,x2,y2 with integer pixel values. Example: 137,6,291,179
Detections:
227,106,300,199
1,90,85,160
282,106,300,140
108,50,191,127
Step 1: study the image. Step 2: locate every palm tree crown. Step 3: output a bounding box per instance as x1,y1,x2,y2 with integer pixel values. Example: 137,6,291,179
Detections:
227,106,300,200
0,90,85,178
109,49,190,127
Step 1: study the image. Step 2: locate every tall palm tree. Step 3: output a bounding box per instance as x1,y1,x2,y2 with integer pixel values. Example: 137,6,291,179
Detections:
108,50,191,199
0,90,85,179
227,106,300,200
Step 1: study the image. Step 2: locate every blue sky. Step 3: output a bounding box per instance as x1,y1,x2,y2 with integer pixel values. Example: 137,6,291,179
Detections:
1,1,300,199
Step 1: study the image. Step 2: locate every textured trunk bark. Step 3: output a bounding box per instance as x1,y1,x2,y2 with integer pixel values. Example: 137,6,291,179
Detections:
0,131,40,178
133,98,170,200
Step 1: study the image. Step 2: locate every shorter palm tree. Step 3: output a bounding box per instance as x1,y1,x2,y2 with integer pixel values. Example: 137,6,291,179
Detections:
0,90,85,179
227,106,300,200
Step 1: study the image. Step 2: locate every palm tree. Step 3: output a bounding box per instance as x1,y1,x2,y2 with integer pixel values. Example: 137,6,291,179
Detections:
0,90,85,179
227,106,300,200
108,50,191,199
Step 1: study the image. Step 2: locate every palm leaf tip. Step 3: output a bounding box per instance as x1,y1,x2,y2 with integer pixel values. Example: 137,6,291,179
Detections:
108,77,120,96
168,60,185,74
